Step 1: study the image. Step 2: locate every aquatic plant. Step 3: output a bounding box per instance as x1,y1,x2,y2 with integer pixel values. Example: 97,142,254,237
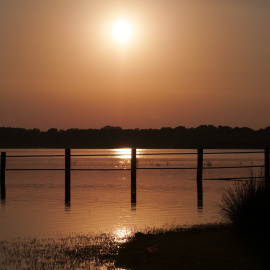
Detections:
219,176,270,232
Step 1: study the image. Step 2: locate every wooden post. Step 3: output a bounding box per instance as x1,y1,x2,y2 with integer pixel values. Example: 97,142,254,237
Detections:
131,148,137,205
265,148,270,190
65,149,71,205
1,152,6,200
197,148,203,208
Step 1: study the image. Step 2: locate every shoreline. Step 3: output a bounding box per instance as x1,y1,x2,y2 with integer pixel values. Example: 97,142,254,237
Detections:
1,223,270,269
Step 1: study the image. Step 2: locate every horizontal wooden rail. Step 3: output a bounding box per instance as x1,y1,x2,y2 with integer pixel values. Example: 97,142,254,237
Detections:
204,176,265,181
6,155,65,158
2,165,264,171
5,150,264,158
203,165,263,169
204,151,263,154
3,165,264,171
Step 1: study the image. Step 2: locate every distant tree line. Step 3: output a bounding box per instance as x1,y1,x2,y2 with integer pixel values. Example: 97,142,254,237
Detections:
0,125,270,149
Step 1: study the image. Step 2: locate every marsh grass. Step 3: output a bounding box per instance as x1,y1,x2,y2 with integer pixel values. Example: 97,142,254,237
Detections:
0,233,118,269
219,176,270,233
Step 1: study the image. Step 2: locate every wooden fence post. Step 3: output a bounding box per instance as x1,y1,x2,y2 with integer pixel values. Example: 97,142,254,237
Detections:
1,152,6,200
131,148,137,205
265,148,270,190
197,148,203,208
65,149,71,205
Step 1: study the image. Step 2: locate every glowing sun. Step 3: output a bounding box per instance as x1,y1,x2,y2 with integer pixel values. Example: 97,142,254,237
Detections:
112,19,133,43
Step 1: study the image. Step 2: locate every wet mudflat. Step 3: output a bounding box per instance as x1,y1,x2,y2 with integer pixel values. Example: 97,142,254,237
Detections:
0,232,118,269
115,224,270,270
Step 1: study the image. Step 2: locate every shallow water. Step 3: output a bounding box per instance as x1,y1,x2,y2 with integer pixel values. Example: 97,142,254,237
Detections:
0,149,264,240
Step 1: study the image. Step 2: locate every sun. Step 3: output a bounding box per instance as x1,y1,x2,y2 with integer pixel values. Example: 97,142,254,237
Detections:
112,19,133,43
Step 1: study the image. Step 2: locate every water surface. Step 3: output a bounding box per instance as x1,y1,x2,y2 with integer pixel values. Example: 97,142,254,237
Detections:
0,149,264,240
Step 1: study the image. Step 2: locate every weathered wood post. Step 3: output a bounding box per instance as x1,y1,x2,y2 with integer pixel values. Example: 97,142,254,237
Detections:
196,148,203,208
1,152,6,200
265,148,270,190
131,148,137,205
65,149,71,205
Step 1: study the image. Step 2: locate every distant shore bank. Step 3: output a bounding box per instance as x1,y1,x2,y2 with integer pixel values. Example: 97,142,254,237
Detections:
1,125,270,149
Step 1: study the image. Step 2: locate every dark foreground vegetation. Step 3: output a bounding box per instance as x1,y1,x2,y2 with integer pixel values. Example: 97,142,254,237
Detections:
1,224,270,269
1,125,270,148
220,178,270,233
115,224,270,270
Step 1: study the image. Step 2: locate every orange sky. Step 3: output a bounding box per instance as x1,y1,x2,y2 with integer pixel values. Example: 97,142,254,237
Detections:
1,0,270,130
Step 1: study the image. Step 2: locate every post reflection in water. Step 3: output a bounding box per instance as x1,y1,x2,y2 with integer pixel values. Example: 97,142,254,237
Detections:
65,189,71,208
131,173,137,210
197,200,203,212
131,184,137,210
0,189,5,202
1,197,5,206
131,202,136,211
65,202,71,212
0,185,5,205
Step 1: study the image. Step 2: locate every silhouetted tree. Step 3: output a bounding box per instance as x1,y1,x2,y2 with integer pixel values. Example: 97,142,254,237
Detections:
0,125,269,148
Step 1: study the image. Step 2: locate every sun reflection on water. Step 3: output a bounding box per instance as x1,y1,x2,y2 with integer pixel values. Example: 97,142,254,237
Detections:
113,148,132,159
112,227,133,244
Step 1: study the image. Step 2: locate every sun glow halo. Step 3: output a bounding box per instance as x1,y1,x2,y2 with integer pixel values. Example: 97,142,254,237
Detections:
112,19,133,43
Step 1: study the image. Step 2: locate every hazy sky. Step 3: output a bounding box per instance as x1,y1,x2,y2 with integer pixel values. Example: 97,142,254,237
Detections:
1,0,270,130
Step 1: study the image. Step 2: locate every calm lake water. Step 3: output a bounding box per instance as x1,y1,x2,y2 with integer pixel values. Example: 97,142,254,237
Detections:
0,149,264,240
